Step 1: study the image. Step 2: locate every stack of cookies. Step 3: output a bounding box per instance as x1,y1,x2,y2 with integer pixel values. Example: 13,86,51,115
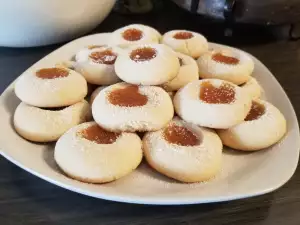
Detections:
14,24,287,184
14,67,92,142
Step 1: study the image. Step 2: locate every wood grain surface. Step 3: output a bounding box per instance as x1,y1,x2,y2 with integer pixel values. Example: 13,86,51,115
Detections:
0,2,300,225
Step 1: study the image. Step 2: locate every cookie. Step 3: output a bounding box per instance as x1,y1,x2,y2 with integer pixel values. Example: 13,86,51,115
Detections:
240,77,262,100
89,86,107,105
173,79,252,129
92,82,174,132
115,44,180,85
162,52,199,91
162,30,208,58
143,117,223,183
15,67,87,107
217,100,287,151
74,46,122,85
54,122,143,183
110,24,161,47
14,100,92,142
197,48,254,85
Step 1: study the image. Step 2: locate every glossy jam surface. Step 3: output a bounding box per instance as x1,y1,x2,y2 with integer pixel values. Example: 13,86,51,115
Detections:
212,53,239,65
163,124,200,146
122,28,143,41
173,31,194,40
245,101,266,121
79,124,120,144
36,68,69,79
108,85,148,107
200,81,235,104
130,47,157,62
89,50,117,65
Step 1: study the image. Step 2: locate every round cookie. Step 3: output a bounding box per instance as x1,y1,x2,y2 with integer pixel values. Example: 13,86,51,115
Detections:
74,45,121,85
240,77,262,100
143,117,223,183
173,79,252,129
217,100,287,151
90,86,107,105
92,82,174,132
115,44,180,85
162,52,199,91
14,100,92,142
15,67,87,107
161,30,208,58
197,48,254,85
54,122,143,183
110,24,161,47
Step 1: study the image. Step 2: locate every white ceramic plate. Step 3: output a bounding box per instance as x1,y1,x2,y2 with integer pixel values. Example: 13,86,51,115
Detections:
0,33,299,205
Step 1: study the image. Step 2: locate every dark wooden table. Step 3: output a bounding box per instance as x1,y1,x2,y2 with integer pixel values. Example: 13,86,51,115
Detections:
1,3,300,225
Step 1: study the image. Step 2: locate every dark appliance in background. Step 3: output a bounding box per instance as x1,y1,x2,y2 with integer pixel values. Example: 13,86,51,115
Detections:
172,0,300,39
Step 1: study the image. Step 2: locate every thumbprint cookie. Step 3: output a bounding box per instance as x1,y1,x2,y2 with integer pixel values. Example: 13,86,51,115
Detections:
197,48,254,85
92,82,174,132
162,30,208,58
173,79,252,129
74,45,121,85
217,100,287,151
110,24,161,47
14,100,92,142
240,77,263,100
90,86,107,105
162,52,199,91
143,117,223,183
15,67,87,108
115,44,180,85
54,122,143,183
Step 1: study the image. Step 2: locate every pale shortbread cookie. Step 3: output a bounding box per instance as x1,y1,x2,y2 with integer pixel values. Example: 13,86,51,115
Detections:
143,117,223,183
197,48,254,85
89,86,107,105
110,24,161,47
162,52,199,91
217,100,287,151
161,30,208,58
54,122,143,183
15,67,87,107
115,44,180,85
73,46,122,85
173,79,252,129
240,77,263,100
14,100,92,142
92,82,174,132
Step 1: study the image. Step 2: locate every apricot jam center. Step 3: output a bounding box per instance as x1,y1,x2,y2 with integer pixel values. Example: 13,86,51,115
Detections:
245,101,265,121
89,50,117,65
212,53,239,65
163,124,200,146
108,85,148,107
130,47,157,62
122,28,143,41
173,31,194,40
36,68,69,79
200,81,235,104
79,124,120,144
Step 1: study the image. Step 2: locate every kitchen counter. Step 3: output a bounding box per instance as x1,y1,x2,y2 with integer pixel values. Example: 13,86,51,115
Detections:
0,3,300,225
